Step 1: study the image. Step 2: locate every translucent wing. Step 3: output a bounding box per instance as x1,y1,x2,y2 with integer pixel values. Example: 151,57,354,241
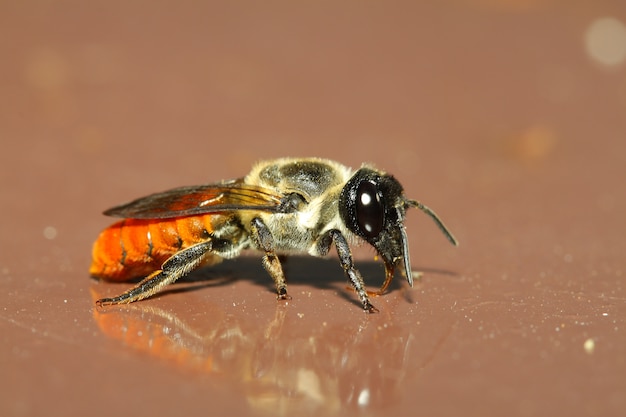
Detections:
103,179,284,219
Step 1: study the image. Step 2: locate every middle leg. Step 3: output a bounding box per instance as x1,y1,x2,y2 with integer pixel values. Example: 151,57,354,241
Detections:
250,217,291,300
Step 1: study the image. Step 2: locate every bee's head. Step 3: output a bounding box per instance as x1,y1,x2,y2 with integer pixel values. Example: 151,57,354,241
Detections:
339,167,458,288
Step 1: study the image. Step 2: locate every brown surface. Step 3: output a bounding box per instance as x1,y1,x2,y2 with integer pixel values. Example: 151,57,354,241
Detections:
1,2,625,416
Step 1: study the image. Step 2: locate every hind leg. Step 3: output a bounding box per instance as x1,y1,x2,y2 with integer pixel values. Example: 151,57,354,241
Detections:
96,240,214,306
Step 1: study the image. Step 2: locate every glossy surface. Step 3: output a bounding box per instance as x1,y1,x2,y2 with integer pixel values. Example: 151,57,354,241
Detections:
1,1,625,416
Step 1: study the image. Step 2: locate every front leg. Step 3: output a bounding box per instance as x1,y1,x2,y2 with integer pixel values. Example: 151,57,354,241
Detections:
318,229,378,313
250,217,291,300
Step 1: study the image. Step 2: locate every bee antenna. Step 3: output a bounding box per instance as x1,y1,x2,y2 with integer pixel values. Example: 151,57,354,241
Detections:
407,199,459,246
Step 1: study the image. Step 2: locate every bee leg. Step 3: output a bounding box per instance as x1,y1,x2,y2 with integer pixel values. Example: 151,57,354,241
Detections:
319,230,378,313
96,240,213,306
250,217,291,301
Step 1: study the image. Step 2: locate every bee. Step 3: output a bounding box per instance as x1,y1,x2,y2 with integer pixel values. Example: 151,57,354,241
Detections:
90,158,458,313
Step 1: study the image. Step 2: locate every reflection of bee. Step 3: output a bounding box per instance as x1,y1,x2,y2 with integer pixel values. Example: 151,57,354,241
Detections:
91,158,458,312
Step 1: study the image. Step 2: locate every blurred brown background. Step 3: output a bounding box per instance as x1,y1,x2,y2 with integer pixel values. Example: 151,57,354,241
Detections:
1,1,625,416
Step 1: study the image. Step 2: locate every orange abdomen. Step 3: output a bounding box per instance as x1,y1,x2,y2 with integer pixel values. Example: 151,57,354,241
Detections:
90,215,216,281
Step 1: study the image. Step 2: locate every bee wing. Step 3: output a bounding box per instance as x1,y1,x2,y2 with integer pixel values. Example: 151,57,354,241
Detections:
103,179,284,219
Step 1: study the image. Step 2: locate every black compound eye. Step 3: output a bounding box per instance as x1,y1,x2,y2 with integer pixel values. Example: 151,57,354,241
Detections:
356,180,384,238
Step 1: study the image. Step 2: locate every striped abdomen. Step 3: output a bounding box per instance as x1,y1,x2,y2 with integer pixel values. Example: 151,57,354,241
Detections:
90,215,220,281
